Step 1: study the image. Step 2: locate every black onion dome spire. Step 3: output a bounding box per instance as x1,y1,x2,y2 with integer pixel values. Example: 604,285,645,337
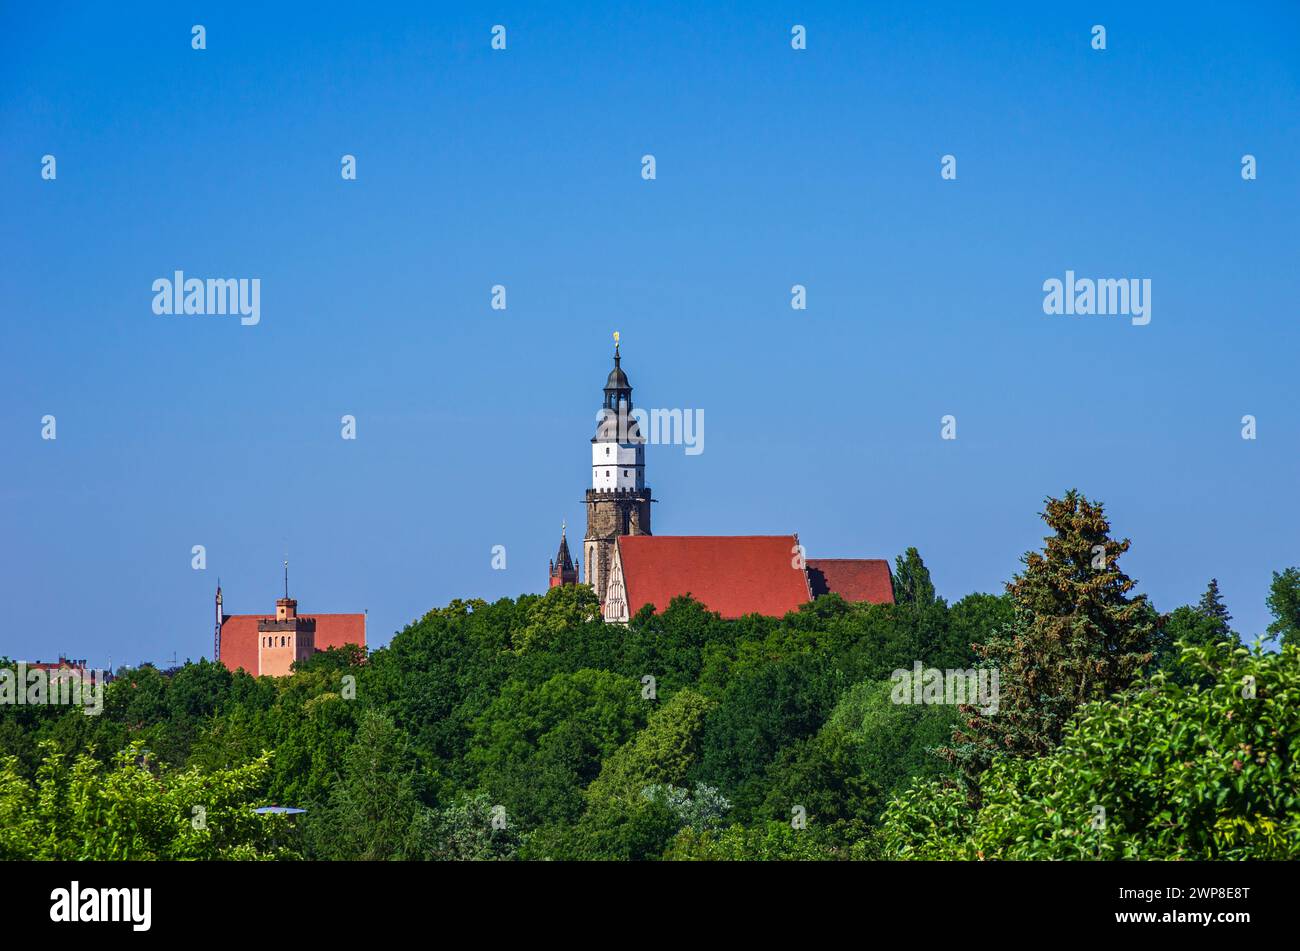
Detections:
604,341,632,406
595,333,642,442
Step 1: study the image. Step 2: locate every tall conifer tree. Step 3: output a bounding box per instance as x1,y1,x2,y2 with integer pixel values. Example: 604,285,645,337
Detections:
1197,578,1233,633
944,490,1162,796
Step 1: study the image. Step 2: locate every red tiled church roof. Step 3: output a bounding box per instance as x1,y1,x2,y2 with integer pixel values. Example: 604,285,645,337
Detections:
806,559,895,604
310,614,367,652
217,616,259,674
218,613,366,675
616,535,812,620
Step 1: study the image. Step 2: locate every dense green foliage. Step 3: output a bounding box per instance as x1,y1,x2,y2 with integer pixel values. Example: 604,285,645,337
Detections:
881,641,1300,859
0,741,292,860
1,490,1294,860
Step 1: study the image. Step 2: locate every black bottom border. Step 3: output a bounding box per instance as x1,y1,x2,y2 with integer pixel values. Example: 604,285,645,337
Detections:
2,859,1284,938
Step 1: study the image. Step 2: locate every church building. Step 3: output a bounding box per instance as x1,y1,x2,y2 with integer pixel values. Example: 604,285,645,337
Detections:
553,340,895,621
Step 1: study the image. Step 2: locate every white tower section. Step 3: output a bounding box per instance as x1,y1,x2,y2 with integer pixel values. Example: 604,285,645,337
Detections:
592,439,645,491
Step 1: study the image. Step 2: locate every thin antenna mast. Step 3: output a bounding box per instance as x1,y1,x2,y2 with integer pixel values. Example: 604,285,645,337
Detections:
214,578,223,662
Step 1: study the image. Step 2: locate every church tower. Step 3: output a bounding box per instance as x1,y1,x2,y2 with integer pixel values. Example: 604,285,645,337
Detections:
584,335,653,602
549,521,578,587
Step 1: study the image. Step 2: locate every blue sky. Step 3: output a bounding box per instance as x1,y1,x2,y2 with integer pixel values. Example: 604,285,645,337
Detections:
2,2,1297,666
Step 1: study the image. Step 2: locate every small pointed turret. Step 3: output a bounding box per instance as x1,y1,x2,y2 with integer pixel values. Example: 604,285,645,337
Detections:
549,520,578,588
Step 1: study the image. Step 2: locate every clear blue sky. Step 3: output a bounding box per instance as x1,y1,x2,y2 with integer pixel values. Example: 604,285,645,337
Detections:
3,2,1297,666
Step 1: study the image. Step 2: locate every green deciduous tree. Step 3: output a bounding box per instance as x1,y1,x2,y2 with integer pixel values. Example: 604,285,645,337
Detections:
760,679,957,829
423,792,523,860
947,592,1013,666
585,689,715,806
470,669,647,828
512,583,602,653
693,652,847,818
892,547,938,607
1266,567,1300,646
